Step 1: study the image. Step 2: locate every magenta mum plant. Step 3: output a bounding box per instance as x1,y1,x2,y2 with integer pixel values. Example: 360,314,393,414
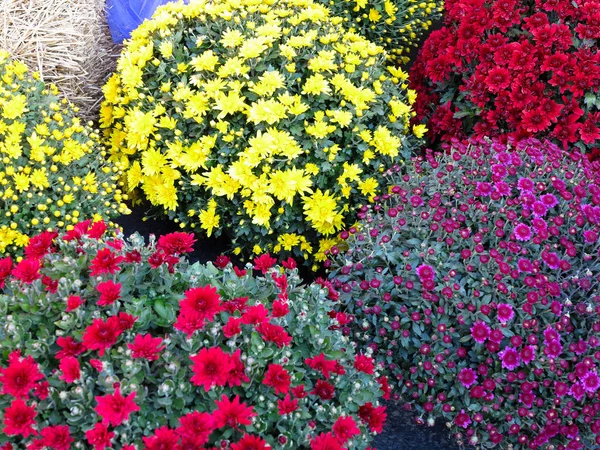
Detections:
328,137,600,449
0,222,385,449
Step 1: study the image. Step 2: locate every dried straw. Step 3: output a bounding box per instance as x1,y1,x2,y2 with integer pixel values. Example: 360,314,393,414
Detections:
0,0,119,121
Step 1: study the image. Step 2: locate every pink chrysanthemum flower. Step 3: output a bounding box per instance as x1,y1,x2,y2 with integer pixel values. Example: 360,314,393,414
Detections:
513,223,532,241
581,371,600,393
470,321,490,344
496,303,515,323
520,346,536,364
517,258,533,273
499,347,520,370
415,264,435,281
517,177,534,191
457,367,477,388
540,193,558,208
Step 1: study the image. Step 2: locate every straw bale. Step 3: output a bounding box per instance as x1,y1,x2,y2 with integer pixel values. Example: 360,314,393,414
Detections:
0,0,119,121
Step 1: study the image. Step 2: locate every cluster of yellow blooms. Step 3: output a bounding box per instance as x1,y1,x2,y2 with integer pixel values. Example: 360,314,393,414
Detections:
0,51,130,256
101,0,424,264
326,0,444,64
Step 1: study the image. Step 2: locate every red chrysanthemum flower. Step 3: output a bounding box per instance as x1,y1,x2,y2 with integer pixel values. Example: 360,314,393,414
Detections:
82,317,122,356
142,426,179,450
24,231,57,260
231,434,270,450
124,249,142,263
311,432,343,450
241,304,269,325
42,275,58,293
174,310,206,337
190,347,234,392
311,379,335,400
65,295,84,312
89,248,124,277
263,364,291,395
90,359,104,372
234,266,247,277
272,299,289,318
85,422,115,450
214,254,231,268
0,256,12,288
179,285,222,322
377,376,391,400
306,353,338,379
358,402,387,433
212,395,256,429
314,277,339,301
114,312,138,333
221,296,248,314
157,232,196,255
0,351,44,398
127,334,165,361
277,395,299,415
87,220,107,239
256,322,292,348
40,425,73,450
333,415,360,444
177,411,214,446
522,108,552,133
228,349,250,387
58,357,81,383
11,259,42,284
96,280,122,306
62,220,91,242
253,253,277,274
3,398,37,438
55,336,85,359
291,384,307,398
354,354,374,374
281,257,296,269
94,387,140,427
33,380,49,400
223,317,242,338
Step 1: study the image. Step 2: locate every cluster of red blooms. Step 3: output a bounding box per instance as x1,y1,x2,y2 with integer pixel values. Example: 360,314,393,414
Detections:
328,138,600,449
0,223,387,449
410,0,600,159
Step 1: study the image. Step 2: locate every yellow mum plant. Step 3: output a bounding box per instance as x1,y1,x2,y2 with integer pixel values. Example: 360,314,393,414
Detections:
0,51,130,256
101,0,421,265
324,0,444,64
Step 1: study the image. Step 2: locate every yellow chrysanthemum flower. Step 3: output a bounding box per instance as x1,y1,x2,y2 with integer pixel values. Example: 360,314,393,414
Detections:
302,189,344,235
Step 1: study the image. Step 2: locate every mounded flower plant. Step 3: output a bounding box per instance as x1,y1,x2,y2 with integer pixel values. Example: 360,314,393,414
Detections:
410,0,600,157
0,222,387,449
328,137,600,449
0,51,130,256
100,0,423,266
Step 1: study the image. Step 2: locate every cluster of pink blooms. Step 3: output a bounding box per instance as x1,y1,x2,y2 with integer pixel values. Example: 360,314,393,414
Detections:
328,138,600,449
0,224,386,450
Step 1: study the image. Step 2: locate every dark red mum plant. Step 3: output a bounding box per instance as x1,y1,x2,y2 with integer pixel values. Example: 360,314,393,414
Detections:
328,138,600,449
410,0,600,159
